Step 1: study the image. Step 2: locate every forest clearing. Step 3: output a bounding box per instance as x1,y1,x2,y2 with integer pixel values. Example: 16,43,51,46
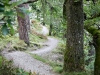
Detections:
0,0,100,75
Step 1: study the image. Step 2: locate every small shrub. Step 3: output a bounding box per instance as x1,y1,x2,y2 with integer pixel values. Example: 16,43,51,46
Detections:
53,66,63,73
0,57,16,75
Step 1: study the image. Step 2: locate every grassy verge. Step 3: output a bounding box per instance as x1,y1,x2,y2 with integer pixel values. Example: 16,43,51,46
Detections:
29,53,63,73
0,56,38,75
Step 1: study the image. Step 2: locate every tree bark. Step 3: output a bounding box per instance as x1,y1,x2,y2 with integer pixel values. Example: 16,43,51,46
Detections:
23,4,30,31
16,4,30,45
63,0,84,72
84,25,100,75
49,8,53,36
41,0,46,25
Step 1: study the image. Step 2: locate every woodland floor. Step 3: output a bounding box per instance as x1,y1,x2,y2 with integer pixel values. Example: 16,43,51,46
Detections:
1,37,61,75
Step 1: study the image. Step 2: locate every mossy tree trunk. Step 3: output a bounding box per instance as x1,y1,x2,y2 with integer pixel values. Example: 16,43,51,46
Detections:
63,0,84,72
16,4,30,46
49,8,53,36
24,4,30,31
41,0,46,25
84,25,100,75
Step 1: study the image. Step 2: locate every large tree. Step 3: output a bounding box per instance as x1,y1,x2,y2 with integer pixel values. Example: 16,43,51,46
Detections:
13,0,38,45
63,0,84,72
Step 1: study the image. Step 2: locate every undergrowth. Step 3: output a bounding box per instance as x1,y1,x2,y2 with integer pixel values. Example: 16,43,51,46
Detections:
63,72,92,75
0,56,38,75
53,38,66,54
0,32,47,52
0,19,47,52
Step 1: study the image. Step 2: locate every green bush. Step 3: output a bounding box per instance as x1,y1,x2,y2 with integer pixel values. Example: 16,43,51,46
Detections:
53,66,63,73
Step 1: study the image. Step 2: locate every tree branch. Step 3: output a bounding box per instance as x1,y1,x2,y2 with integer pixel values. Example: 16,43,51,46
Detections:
10,0,38,5
0,16,6,21
22,0,38,4
87,13,100,20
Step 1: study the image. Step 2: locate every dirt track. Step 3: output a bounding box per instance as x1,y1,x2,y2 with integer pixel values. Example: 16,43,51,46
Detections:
1,37,59,75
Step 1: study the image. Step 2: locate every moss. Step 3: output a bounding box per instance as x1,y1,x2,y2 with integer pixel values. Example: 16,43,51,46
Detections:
63,71,92,75
0,56,3,66
85,21,100,75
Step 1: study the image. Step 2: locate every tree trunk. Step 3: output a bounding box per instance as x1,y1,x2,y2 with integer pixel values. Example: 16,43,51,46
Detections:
49,8,53,36
16,4,30,45
84,25,100,75
63,0,84,72
94,35,100,75
49,24,53,36
24,4,30,31
41,0,46,26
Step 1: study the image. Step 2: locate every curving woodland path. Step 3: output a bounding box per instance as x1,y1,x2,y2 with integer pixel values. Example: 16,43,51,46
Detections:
30,37,58,55
1,37,59,75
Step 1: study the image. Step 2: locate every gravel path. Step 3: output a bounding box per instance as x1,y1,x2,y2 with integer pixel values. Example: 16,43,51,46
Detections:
1,37,59,75
30,37,58,56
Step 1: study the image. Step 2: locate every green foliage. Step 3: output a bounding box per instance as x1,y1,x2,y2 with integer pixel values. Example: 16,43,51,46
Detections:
63,72,92,75
0,56,3,66
15,69,30,75
0,0,31,36
0,0,15,35
0,35,27,51
10,0,28,8
1,24,9,35
30,54,46,63
0,58,16,75
30,0,64,37
84,30,95,71
83,0,100,73
0,19,47,51
84,0,100,18
53,66,63,73
0,2,5,12
53,38,66,54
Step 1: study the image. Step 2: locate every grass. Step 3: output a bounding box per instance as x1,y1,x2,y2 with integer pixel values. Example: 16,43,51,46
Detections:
27,38,65,74
53,66,63,73
53,38,65,55
29,53,93,75
29,53,63,73
30,54,46,63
